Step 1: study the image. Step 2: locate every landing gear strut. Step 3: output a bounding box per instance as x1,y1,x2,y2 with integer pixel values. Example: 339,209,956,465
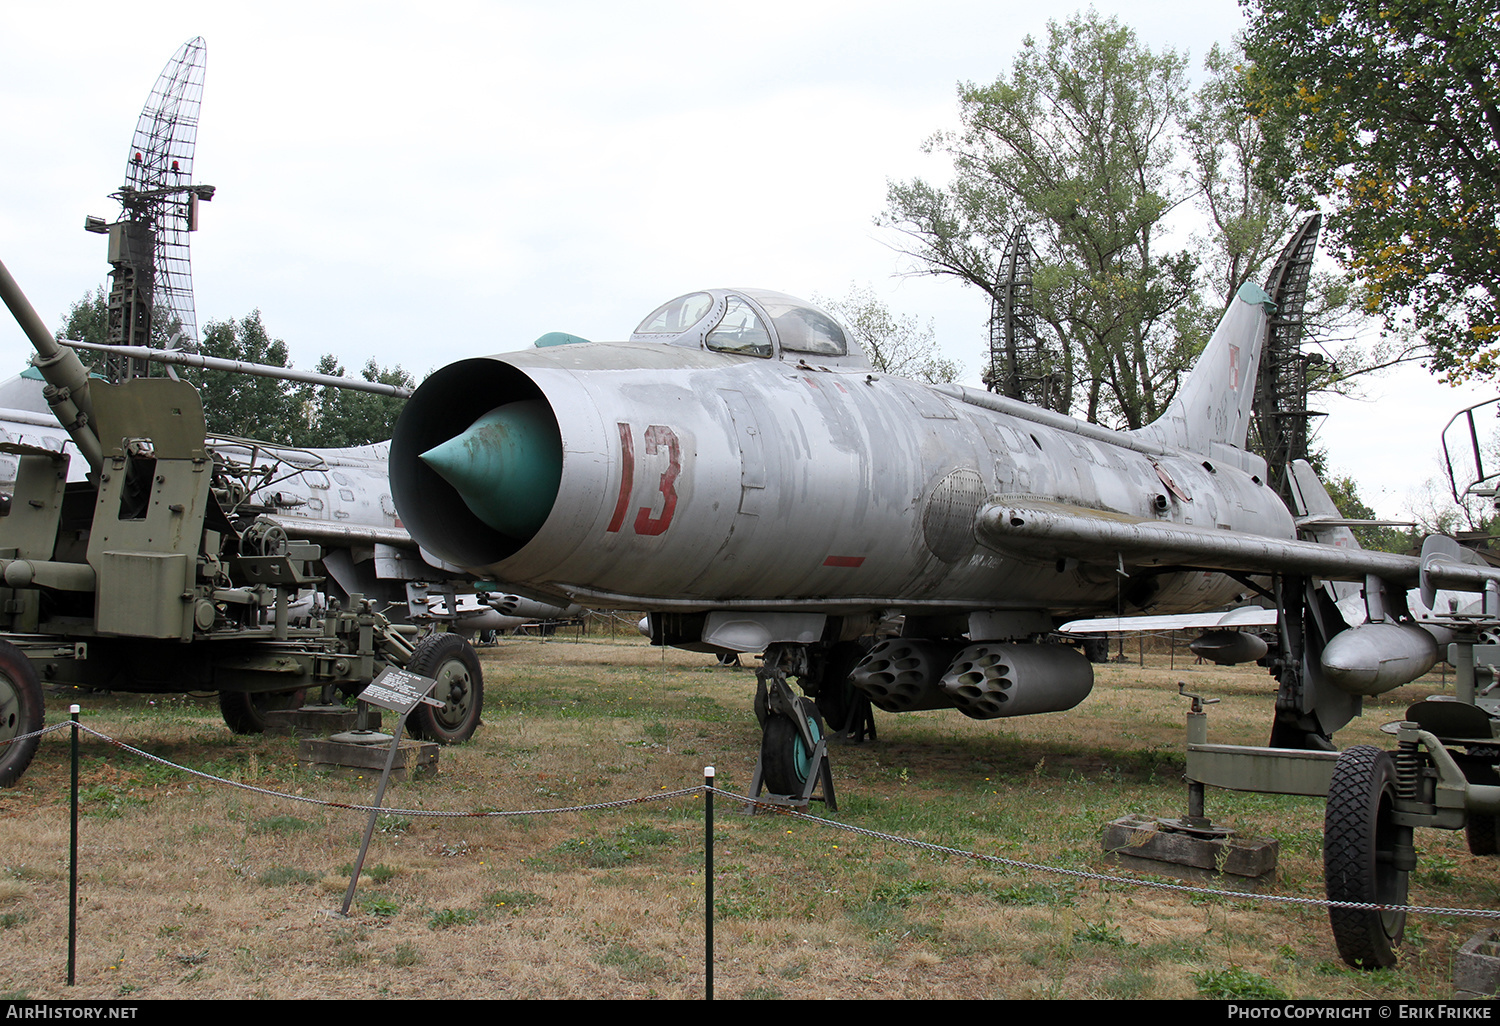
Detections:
750,643,836,810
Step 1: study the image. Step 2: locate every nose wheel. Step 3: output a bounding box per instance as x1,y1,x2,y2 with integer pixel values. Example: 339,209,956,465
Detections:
760,697,823,795
750,645,836,810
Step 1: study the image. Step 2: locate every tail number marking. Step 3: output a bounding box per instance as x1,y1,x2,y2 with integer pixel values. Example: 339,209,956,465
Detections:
607,423,681,537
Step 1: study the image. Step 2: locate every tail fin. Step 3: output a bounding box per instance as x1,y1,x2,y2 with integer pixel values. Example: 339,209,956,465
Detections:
1131,281,1274,456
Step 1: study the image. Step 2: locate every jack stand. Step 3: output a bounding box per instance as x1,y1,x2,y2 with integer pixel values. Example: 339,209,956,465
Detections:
298,734,438,781
1101,684,1279,885
298,700,436,781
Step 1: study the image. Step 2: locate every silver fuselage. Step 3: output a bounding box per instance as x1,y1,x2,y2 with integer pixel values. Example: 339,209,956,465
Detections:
393,340,1293,620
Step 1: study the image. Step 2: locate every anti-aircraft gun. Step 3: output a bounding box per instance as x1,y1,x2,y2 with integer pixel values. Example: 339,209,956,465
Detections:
0,258,483,786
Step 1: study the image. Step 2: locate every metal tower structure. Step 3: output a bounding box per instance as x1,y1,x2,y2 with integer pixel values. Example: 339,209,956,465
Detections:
986,226,1063,411
84,37,214,382
1254,214,1324,504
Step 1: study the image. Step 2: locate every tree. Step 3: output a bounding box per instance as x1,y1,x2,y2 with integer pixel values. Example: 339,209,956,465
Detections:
51,293,412,448
56,287,109,346
1405,473,1497,542
884,13,1200,428
882,11,1366,429
1243,0,1500,382
193,311,305,444
815,285,960,383
301,356,414,448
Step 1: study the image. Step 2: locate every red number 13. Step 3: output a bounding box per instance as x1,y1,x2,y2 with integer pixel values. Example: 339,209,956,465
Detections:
607,423,680,536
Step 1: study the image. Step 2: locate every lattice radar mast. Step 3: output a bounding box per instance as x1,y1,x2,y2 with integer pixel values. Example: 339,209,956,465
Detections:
1254,213,1324,504
986,226,1065,412
84,36,215,382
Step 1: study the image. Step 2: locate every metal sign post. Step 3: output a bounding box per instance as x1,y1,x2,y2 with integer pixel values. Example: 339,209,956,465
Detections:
339,666,440,916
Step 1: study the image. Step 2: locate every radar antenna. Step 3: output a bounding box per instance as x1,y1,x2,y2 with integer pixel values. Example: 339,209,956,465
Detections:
1254,213,1324,504
986,226,1063,411
84,37,215,382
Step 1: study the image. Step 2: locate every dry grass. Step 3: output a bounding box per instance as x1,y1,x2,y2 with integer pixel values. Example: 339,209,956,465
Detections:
0,633,1494,1000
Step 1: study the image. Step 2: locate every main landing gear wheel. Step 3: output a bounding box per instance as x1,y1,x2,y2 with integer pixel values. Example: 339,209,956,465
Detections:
760,697,822,796
814,641,863,736
1081,634,1110,664
1324,745,1411,968
0,640,43,787
405,633,484,743
218,689,308,735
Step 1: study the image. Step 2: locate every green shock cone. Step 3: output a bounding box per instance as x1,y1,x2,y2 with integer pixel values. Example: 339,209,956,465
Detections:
419,399,563,540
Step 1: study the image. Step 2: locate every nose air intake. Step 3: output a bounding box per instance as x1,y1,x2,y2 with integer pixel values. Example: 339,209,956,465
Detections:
391,357,560,568
419,400,563,540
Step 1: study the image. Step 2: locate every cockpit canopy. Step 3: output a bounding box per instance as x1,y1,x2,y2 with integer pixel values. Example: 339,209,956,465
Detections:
631,289,871,368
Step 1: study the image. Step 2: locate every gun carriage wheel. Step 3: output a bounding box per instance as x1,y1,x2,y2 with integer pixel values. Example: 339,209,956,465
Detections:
218,689,309,735
0,641,43,787
1324,745,1411,968
1466,813,1500,856
405,633,484,743
1460,744,1500,855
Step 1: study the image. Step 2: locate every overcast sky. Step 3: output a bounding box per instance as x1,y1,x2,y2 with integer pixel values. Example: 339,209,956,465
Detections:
1,0,1492,518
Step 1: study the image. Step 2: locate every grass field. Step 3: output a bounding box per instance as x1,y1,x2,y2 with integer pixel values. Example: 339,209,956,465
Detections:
0,633,1494,1000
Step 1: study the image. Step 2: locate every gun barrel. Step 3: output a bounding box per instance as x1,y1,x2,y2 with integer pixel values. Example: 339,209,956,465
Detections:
0,256,103,472
61,340,414,398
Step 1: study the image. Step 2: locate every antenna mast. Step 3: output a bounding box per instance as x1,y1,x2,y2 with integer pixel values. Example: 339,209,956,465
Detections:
1255,213,1324,503
84,37,215,382
986,226,1063,411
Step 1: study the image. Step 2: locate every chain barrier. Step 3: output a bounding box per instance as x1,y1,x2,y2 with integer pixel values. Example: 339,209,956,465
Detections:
61,721,699,816
11,720,1500,921
704,786,1500,921
3,722,71,743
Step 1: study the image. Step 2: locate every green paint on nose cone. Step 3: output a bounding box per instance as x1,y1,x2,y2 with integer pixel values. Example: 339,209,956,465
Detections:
420,400,562,540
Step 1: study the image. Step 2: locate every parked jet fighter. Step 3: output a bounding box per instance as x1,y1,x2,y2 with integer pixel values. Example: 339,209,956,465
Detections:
0,368,92,495
391,282,1500,792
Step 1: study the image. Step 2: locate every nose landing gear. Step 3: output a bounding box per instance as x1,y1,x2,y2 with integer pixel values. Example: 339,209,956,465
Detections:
749,644,837,811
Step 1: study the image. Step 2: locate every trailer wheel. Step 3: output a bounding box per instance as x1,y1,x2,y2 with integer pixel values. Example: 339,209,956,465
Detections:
218,689,307,735
1466,813,1500,856
0,641,43,787
760,698,822,796
1324,745,1410,968
406,633,483,743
